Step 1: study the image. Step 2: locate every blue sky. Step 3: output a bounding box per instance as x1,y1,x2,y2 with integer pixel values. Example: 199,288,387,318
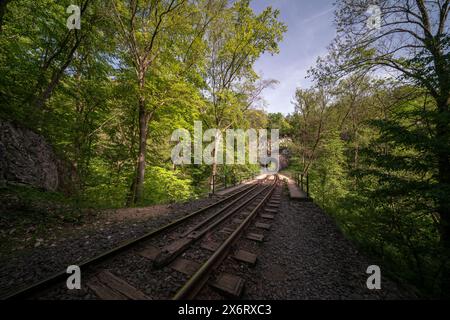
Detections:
251,0,336,115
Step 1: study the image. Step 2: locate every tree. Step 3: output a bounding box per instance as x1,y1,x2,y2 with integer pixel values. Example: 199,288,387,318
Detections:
292,87,330,175
0,0,110,123
331,74,378,186
267,112,291,137
111,0,208,205
202,0,286,190
0,0,11,32
360,86,444,292
33,0,95,111
312,0,450,295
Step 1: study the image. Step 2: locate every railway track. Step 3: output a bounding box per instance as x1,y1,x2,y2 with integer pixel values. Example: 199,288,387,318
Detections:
1,175,281,300
173,175,281,299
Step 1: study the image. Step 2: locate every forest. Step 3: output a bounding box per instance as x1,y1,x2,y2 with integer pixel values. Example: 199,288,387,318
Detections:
0,0,449,298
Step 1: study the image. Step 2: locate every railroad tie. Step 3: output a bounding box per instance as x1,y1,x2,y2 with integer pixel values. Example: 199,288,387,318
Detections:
233,250,258,265
220,227,235,234
255,222,272,230
87,271,149,300
246,233,264,242
209,273,245,299
201,241,221,252
138,245,161,261
260,214,275,220
153,238,193,267
170,258,200,276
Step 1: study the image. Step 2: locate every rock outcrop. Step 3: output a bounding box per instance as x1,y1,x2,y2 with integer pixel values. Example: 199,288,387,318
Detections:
0,120,59,191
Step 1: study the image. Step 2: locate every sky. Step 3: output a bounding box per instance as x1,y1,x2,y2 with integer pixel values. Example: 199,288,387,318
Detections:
250,0,336,115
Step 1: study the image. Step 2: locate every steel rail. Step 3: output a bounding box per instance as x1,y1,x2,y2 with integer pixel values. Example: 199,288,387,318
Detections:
0,180,262,300
173,175,279,300
180,183,267,238
154,183,273,267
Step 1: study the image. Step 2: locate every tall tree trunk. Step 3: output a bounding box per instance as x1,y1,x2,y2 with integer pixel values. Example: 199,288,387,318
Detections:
133,95,150,205
209,126,221,194
210,131,221,193
125,178,137,207
210,161,217,193
0,0,11,32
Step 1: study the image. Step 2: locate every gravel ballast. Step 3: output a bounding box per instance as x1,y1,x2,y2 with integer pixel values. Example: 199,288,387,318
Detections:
0,182,416,299
0,196,217,297
224,185,416,300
